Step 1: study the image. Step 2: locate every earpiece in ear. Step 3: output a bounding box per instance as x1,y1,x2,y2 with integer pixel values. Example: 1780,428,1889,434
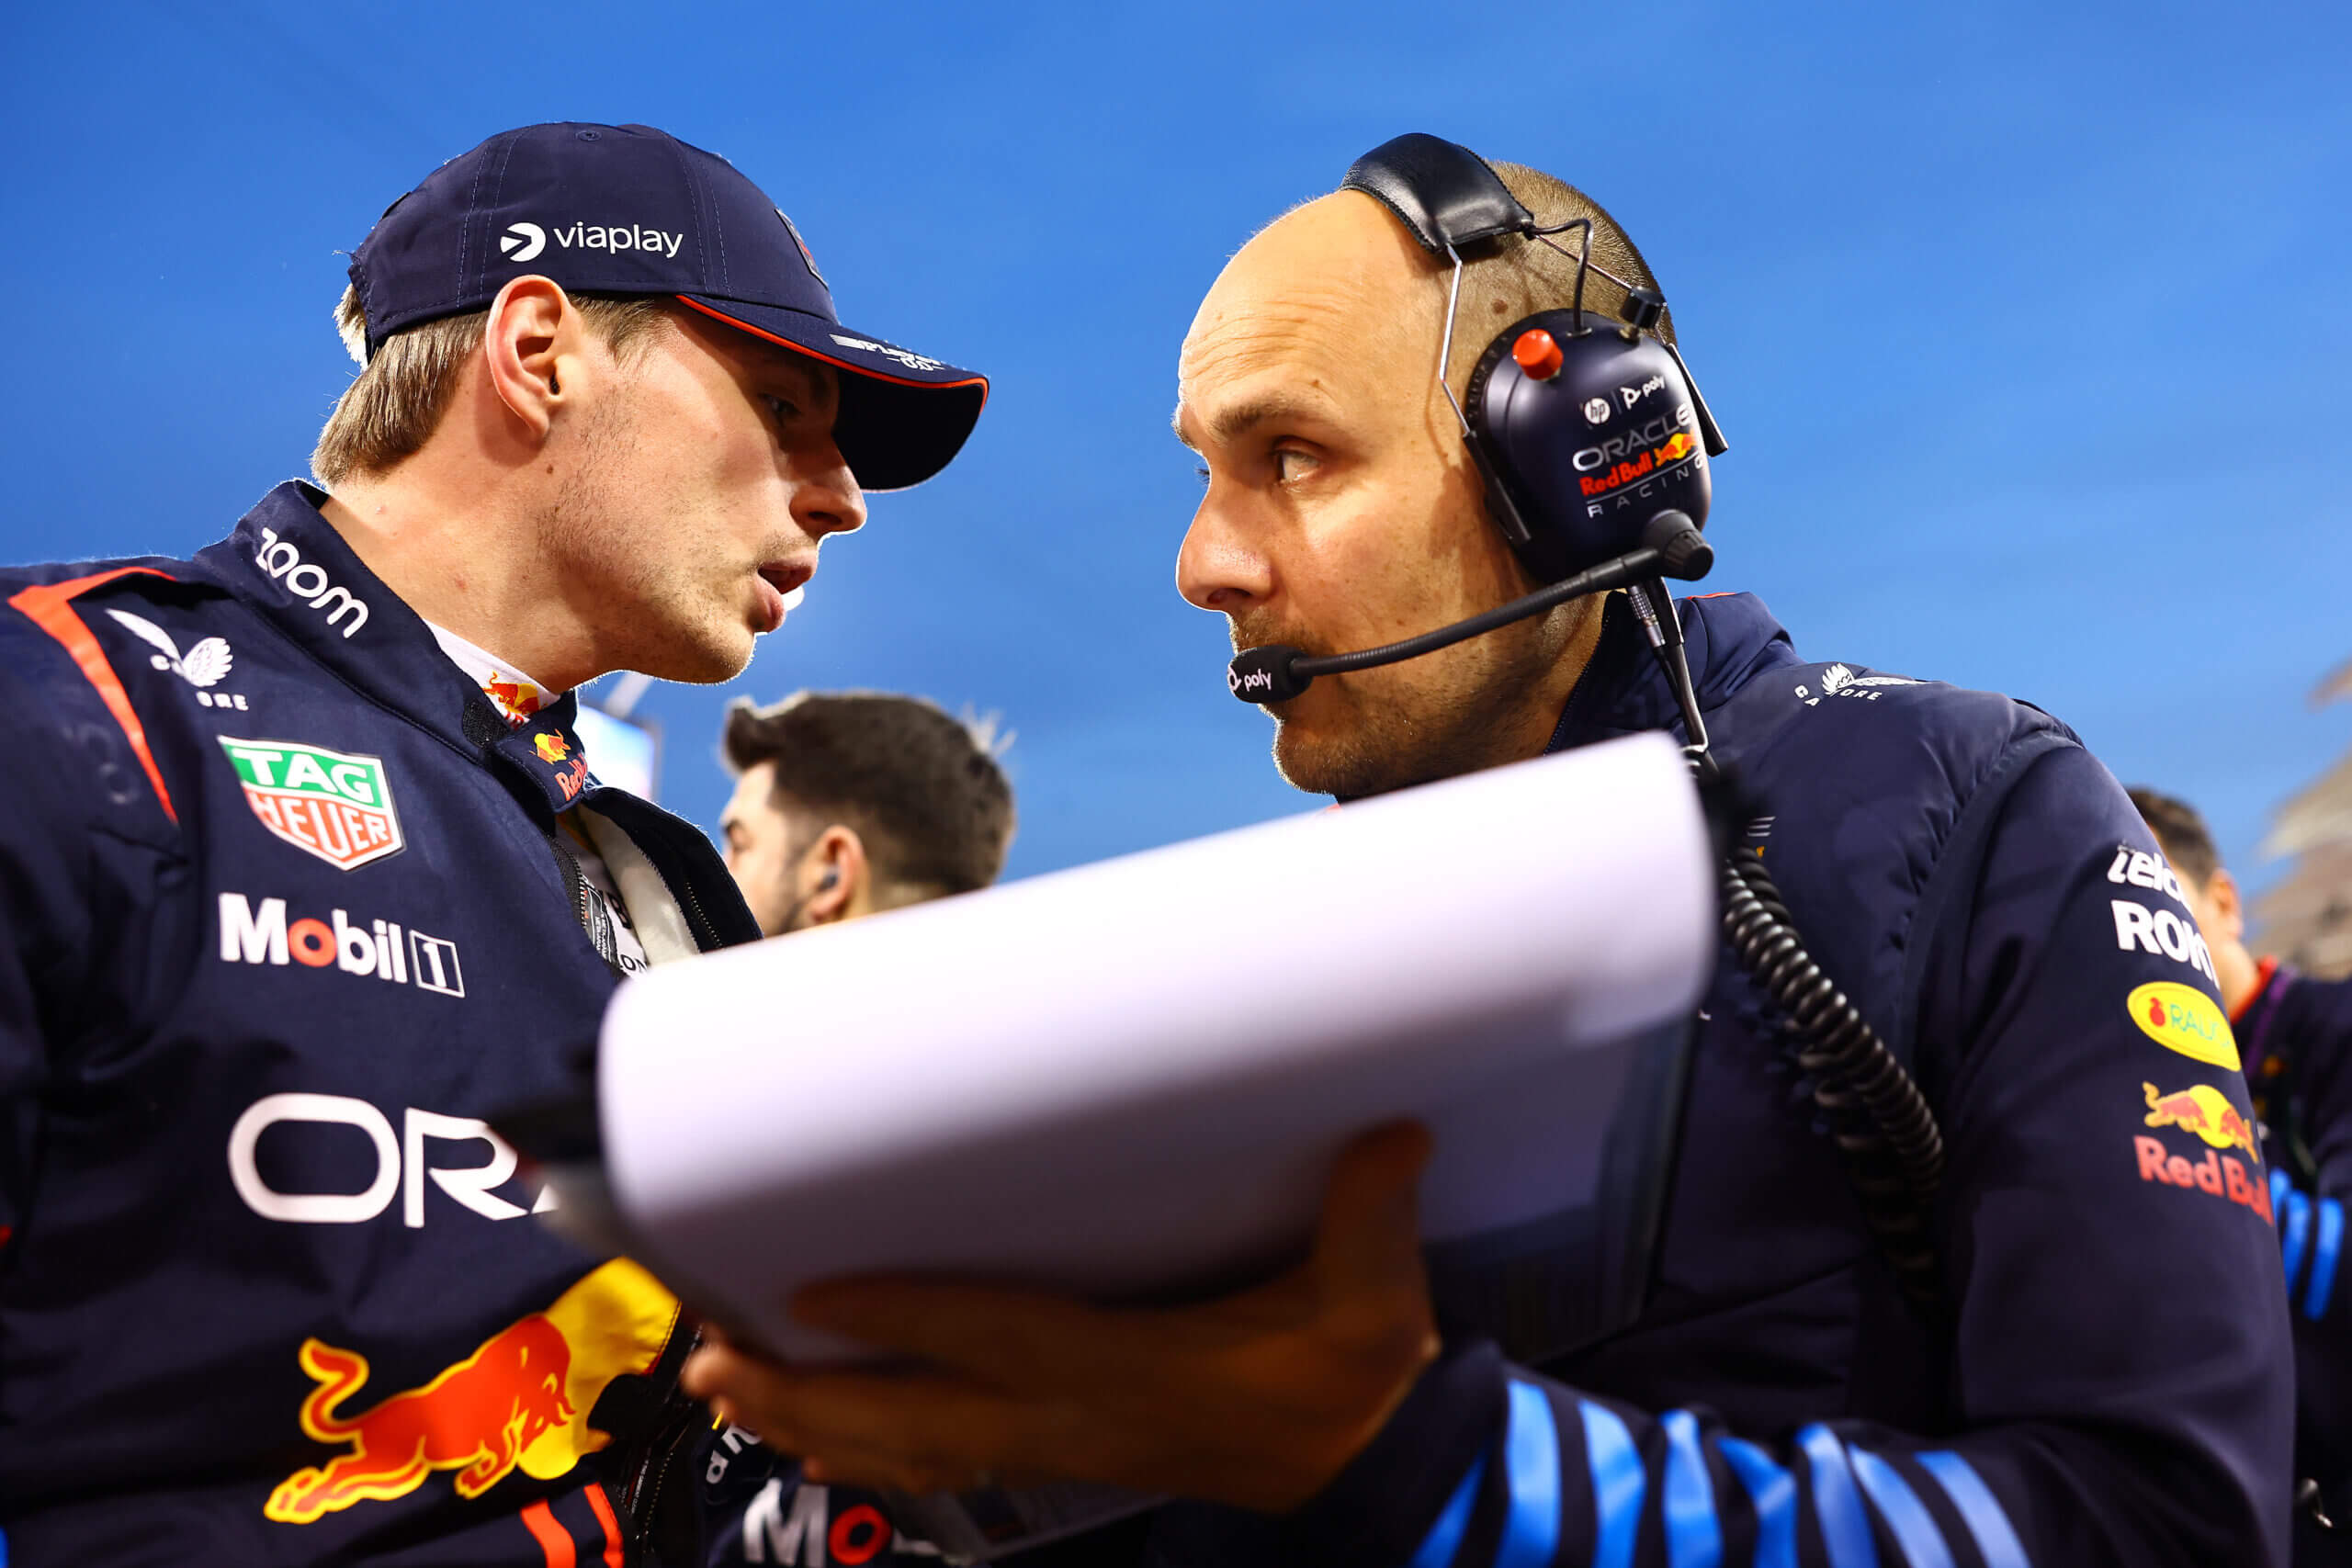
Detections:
818,868,840,892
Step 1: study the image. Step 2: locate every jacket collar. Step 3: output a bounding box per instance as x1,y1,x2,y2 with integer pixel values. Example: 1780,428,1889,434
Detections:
190,481,595,818
1544,590,1802,755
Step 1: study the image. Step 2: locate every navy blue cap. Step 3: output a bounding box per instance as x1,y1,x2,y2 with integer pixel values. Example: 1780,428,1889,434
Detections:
348,123,986,491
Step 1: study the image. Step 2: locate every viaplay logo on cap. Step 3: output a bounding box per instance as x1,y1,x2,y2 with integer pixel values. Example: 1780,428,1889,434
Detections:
497,218,684,264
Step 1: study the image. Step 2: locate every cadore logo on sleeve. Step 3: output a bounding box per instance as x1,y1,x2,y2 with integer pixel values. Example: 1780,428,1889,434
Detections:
2127,980,2241,1070
219,738,403,870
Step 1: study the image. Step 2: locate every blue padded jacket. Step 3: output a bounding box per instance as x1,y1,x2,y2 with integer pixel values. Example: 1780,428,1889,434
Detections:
0,481,761,1567
1097,590,2295,1568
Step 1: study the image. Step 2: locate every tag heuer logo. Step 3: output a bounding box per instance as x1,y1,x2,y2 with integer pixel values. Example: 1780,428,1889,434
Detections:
218,738,403,871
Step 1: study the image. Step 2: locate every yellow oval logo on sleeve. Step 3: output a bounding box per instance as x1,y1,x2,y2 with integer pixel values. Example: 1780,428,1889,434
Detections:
2128,981,2240,1069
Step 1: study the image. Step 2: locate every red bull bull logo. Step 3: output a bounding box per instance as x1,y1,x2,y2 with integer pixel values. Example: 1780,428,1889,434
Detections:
266,1316,576,1522
266,1258,677,1525
2133,1077,2269,1222
534,733,570,763
489,674,547,723
2141,1081,2258,1158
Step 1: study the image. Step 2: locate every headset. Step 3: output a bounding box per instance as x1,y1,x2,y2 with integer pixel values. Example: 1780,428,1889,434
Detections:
1229,134,1951,1322
1226,132,1729,776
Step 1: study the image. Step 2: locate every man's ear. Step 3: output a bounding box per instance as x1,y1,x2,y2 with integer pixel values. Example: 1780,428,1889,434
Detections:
481,276,585,444
2208,866,2245,944
798,825,868,927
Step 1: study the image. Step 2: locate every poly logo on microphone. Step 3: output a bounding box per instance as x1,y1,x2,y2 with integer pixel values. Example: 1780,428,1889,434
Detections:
1619,374,1666,410
501,222,547,263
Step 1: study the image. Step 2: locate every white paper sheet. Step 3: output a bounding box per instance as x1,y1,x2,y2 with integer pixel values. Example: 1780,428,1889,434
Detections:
596,731,1713,1359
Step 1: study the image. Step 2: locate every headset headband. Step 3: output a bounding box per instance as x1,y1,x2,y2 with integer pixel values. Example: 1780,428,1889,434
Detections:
1341,134,1536,256
1345,132,1728,465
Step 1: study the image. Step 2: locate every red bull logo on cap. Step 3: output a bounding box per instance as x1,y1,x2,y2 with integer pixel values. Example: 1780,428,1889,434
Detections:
2142,1081,2257,1158
266,1258,676,1524
2126,981,2240,1070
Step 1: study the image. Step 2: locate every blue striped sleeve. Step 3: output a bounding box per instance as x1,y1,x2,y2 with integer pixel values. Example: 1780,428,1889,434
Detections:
2283,1187,2314,1296
1796,1425,1880,1568
2308,1196,2344,1320
1662,1410,1723,1568
1917,1452,2031,1568
1719,1438,1797,1568
1849,1450,1953,1568
1579,1398,1643,1568
1406,1450,1489,1568
1496,1382,1563,1568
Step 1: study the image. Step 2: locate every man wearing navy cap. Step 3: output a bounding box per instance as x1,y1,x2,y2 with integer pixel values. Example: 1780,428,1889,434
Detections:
0,123,982,1566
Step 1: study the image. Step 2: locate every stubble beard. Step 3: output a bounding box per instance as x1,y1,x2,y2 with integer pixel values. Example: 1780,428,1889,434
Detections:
1266,602,1582,800
543,394,755,686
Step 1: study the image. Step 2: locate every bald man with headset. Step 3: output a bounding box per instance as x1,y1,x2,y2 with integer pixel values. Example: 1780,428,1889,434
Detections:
689,138,2291,1567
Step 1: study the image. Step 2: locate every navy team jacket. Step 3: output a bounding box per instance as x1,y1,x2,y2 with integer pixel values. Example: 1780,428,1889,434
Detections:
0,482,763,1566
2245,961,2352,1523
1090,592,2295,1568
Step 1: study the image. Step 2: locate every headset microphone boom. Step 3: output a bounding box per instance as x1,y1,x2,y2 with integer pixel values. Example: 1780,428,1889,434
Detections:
1226,509,1713,706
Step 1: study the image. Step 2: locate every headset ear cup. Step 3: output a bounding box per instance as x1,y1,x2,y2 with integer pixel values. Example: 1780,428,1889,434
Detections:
1463,335,1544,571
1464,327,1573,582
1467,310,1711,584
1461,432,1534,548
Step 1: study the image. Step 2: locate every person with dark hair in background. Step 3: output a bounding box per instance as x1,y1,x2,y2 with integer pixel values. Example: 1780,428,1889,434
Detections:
696,689,1020,1566
2133,784,2352,1556
719,690,1015,934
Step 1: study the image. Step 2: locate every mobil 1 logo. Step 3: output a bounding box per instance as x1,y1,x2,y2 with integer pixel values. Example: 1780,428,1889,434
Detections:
220,892,463,998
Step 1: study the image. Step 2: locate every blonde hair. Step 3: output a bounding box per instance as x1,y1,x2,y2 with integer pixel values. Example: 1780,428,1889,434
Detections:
311,287,672,487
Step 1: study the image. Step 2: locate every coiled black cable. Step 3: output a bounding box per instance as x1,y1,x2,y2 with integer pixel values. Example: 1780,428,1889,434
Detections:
1719,846,1948,1319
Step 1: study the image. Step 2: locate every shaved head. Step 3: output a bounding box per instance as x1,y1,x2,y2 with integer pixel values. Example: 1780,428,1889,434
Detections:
1174,189,1600,798
1182,191,1446,423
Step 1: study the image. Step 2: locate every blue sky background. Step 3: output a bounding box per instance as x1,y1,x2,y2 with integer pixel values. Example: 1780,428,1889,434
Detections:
3,0,2347,909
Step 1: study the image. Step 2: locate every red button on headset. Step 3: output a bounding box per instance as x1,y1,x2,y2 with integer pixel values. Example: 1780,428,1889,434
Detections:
1511,329,1564,381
